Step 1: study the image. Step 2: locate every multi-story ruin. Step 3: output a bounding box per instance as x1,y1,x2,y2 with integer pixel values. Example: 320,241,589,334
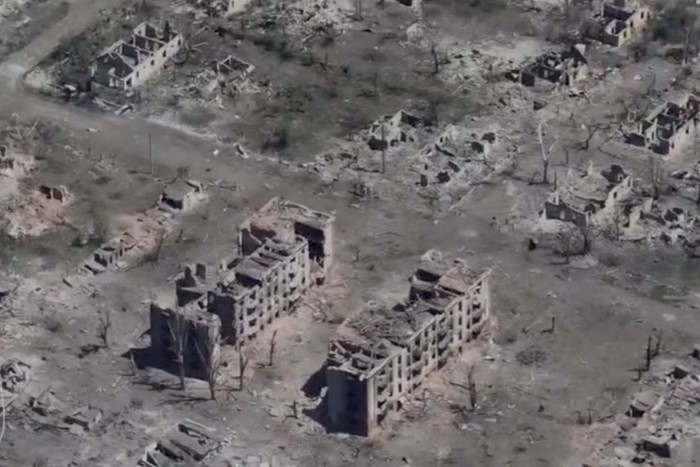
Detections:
238,197,334,284
596,0,650,47
168,198,334,347
149,303,222,380
517,44,588,87
92,21,182,90
627,93,700,156
208,233,311,344
326,250,491,436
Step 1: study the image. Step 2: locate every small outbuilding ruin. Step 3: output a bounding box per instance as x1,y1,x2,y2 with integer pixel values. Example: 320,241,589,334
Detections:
326,250,491,436
91,21,182,90
159,180,206,212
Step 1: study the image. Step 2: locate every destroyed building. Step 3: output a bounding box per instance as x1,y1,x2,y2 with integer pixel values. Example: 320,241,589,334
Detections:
238,197,334,284
595,0,650,47
139,419,221,467
91,21,182,90
39,185,71,204
150,303,222,380
326,250,491,436
627,93,700,156
542,163,634,229
159,180,206,212
214,55,254,83
170,198,334,347
516,45,588,87
367,110,424,151
208,234,311,344
80,234,137,275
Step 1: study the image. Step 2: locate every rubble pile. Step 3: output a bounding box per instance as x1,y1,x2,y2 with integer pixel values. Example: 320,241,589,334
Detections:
0,359,30,409
584,346,700,465
0,143,35,202
414,124,500,188
281,0,354,37
27,387,103,436
2,186,73,238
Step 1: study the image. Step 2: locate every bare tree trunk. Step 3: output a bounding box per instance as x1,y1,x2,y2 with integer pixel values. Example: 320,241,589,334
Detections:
268,330,278,366
238,343,248,391
645,334,652,371
381,123,386,174
537,120,550,184
431,44,439,75
97,308,112,349
168,311,188,390
467,366,477,410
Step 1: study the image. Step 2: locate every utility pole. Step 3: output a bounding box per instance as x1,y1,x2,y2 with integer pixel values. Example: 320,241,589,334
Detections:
149,132,154,176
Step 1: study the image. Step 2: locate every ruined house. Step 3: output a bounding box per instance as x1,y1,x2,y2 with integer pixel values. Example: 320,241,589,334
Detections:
542,163,634,229
150,304,221,380
367,110,423,151
626,93,700,156
159,180,206,212
214,55,254,83
91,21,182,90
238,197,334,284
596,0,650,47
326,250,491,436
517,44,588,87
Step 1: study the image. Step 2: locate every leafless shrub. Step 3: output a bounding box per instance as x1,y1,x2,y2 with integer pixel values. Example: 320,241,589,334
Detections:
97,308,112,348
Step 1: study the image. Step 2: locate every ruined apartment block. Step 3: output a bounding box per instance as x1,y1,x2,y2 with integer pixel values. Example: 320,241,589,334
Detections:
627,93,700,156
596,0,650,47
326,251,491,436
542,163,633,229
208,234,311,344
149,303,222,380
92,21,182,90
238,197,334,284
172,198,334,347
517,44,587,87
